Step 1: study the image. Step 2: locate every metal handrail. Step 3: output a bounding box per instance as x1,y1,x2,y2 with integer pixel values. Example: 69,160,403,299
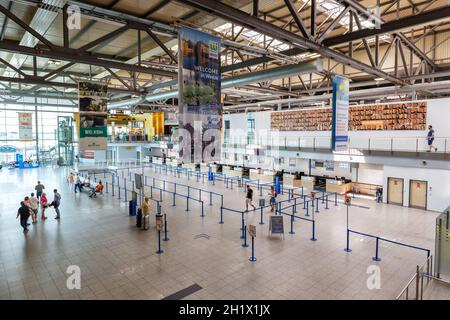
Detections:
396,255,433,300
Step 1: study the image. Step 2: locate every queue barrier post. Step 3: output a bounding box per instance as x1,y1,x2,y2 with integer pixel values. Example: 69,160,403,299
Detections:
316,198,320,213
156,229,163,254
209,192,213,206
325,195,329,209
305,201,309,216
289,211,295,235
373,237,381,261
240,212,245,239
335,192,338,206
163,214,169,241
310,220,317,241
186,197,190,212
260,206,264,225
160,189,163,202
344,229,352,252
201,201,204,217
249,236,256,262
242,225,249,248
219,207,224,224
172,193,176,206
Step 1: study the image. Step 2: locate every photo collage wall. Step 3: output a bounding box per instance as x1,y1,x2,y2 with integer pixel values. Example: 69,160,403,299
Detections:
271,102,427,131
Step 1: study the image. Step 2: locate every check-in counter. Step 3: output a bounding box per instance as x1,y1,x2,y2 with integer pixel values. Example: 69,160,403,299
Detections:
167,159,180,167
249,169,261,181
222,165,234,177
232,166,243,177
260,170,275,183
301,176,315,189
182,163,197,171
326,179,353,194
283,174,301,188
152,157,163,165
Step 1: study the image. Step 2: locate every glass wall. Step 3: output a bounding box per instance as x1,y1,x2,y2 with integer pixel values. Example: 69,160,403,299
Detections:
0,96,77,165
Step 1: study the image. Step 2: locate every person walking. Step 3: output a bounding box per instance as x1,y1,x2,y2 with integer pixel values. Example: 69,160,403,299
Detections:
67,172,74,185
40,193,48,220
74,175,82,193
427,125,438,152
29,193,39,224
245,185,256,212
52,189,61,219
16,201,30,233
35,181,45,201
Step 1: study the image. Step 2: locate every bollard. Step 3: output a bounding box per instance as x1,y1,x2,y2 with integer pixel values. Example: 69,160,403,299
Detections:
156,229,164,254
305,201,309,216
219,207,224,224
310,220,317,241
163,214,169,241
344,229,352,252
372,237,381,261
289,213,295,235
259,206,264,225
242,225,249,248
249,236,256,262
240,212,245,239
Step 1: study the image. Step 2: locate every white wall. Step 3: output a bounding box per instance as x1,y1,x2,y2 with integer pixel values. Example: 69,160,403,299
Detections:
383,165,450,212
357,163,384,185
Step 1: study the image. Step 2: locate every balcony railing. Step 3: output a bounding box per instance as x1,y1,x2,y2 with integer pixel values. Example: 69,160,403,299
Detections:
222,135,450,154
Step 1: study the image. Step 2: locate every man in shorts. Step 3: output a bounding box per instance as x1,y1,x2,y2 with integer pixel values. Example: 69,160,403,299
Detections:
427,125,438,152
245,185,256,212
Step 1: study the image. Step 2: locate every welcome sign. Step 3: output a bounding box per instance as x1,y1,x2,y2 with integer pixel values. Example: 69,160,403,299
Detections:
331,75,349,151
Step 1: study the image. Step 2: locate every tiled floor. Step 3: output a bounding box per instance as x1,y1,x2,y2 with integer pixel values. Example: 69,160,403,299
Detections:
0,165,445,300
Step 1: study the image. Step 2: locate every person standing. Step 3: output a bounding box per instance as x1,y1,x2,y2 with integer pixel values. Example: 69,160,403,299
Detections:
52,189,61,219
40,193,48,220
427,125,438,152
29,193,39,224
245,185,256,212
35,181,45,201
269,186,277,212
17,201,30,233
140,197,151,229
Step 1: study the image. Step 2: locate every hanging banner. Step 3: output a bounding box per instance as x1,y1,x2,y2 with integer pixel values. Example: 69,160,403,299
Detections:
178,27,222,163
18,112,33,141
331,75,349,151
78,81,108,151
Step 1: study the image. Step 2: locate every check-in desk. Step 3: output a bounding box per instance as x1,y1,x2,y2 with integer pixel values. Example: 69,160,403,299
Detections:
326,179,353,194
301,176,315,189
249,169,261,181
182,163,197,171
152,157,163,165
232,167,243,177
260,170,275,184
167,159,180,167
283,174,301,188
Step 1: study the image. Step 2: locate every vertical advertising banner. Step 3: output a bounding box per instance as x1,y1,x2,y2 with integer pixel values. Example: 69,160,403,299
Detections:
18,113,33,141
178,27,222,163
78,81,108,151
331,75,349,151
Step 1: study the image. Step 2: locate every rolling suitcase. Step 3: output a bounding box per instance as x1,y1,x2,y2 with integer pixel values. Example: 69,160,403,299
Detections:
136,208,142,228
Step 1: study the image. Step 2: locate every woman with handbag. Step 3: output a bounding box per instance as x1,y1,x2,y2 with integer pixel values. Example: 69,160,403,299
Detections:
40,193,48,220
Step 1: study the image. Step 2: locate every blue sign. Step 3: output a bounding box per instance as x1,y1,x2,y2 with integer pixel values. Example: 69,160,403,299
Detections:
331,75,350,151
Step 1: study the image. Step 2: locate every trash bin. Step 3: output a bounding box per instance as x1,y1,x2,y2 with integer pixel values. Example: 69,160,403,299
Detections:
129,200,137,216
136,208,142,228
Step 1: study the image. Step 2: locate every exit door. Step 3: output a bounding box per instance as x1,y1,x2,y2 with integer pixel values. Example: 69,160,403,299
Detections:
409,180,427,210
387,177,404,206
